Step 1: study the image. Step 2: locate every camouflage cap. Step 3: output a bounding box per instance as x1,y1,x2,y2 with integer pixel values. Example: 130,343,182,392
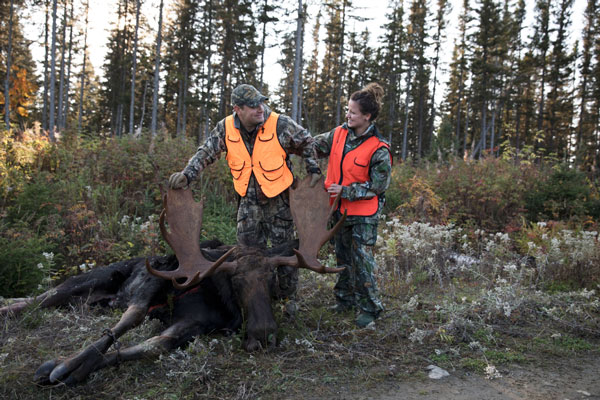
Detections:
231,84,268,108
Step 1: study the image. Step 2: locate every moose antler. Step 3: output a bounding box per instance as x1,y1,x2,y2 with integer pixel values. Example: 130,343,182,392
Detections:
146,188,235,289
272,175,347,273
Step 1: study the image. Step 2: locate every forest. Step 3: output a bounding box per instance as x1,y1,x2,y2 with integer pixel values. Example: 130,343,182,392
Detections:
0,0,599,165
1,0,600,398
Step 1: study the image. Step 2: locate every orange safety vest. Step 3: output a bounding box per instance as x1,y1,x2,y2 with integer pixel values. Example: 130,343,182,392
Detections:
324,126,390,216
224,112,293,198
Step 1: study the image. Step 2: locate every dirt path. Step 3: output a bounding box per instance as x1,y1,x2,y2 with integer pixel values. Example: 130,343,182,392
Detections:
310,355,600,400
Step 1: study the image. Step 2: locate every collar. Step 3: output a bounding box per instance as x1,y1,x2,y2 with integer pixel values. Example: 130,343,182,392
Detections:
342,122,376,141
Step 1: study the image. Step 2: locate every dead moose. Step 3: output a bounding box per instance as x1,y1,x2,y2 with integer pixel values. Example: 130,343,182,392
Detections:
0,176,345,386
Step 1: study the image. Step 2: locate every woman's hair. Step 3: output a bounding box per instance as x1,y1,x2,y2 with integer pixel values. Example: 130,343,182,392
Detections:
350,82,384,121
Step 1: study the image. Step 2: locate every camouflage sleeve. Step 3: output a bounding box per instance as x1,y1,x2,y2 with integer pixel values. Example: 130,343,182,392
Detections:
182,119,227,182
276,115,321,174
342,146,392,201
313,128,336,159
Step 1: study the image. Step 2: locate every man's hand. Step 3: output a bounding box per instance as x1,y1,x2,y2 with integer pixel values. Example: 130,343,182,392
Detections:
309,173,322,188
169,172,188,189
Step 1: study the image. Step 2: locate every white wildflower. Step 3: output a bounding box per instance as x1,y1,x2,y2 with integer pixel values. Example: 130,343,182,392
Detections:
485,364,502,379
503,264,517,273
409,328,427,344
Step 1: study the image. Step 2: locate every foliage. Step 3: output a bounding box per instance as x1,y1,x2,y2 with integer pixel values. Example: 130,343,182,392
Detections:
0,129,236,297
0,66,38,119
525,163,598,221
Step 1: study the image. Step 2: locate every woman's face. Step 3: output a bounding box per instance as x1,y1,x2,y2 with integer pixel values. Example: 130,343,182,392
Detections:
346,100,371,134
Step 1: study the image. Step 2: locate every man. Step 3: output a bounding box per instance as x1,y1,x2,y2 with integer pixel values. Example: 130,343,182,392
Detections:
169,84,321,301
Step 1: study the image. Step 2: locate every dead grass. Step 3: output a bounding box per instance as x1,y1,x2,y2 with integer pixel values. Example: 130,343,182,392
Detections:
1,267,599,400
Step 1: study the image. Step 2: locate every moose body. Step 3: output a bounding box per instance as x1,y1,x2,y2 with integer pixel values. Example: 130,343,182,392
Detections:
0,176,344,386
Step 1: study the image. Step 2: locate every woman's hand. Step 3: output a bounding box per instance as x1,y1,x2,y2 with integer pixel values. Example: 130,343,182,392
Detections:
327,183,343,198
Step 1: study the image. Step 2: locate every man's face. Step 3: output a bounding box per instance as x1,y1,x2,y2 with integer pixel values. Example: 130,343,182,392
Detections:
234,104,265,131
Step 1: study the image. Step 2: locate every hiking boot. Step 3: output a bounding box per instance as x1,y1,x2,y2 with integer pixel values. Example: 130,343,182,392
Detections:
355,312,377,328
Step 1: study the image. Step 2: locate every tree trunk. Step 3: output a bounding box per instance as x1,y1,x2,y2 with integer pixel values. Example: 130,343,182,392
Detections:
129,0,141,135
291,0,303,123
151,0,164,136
43,0,50,130
138,80,148,134
57,0,68,132
49,0,58,141
62,0,75,130
402,66,413,161
200,0,214,143
3,0,15,130
78,1,89,132
334,0,347,127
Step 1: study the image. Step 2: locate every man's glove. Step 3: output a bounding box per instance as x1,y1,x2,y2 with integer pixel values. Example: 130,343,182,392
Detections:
169,172,188,189
309,172,322,188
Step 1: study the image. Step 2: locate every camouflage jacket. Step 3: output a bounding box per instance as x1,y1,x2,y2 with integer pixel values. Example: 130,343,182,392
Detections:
183,105,321,197
314,123,392,224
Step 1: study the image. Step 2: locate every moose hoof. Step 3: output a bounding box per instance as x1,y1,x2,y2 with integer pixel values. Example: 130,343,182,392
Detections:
34,359,61,385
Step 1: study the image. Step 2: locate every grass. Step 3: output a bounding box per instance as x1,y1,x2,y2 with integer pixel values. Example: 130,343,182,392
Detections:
2,266,599,399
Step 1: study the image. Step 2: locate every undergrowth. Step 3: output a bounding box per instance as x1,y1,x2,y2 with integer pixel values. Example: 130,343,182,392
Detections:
0,128,600,399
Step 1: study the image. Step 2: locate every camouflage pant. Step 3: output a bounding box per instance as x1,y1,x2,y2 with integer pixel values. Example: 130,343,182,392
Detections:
333,212,384,316
236,189,298,298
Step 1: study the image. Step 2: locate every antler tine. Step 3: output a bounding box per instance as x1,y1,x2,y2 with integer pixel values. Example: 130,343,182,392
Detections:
146,188,237,289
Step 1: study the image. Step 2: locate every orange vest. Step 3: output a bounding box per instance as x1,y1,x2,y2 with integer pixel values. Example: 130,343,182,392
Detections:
324,126,390,216
225,112,293,198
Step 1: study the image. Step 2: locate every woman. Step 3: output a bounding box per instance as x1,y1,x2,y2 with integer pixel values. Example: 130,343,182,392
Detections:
314,83,392,327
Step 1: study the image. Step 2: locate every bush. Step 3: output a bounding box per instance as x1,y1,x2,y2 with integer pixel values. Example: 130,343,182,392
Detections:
0,232,54,297
525,164,595,222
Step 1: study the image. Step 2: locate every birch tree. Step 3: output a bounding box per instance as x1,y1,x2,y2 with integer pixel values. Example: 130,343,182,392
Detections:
151,0,164,136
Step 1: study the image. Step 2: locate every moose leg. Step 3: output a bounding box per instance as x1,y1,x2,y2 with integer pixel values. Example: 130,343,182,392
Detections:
1,258,138,317
34,304,147,386
94,318,205,369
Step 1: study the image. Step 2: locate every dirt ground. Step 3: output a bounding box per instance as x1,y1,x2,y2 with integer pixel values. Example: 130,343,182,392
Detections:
313,355,600,400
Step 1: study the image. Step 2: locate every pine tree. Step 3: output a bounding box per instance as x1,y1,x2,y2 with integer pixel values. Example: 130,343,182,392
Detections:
129,0,141,135
379,0,406,150
545,0,575,158
469,0,503,158
440,0,471,157
303,8,321,132
407,0,430,159
531,0,552,153
575,0,598,169
427,0,450,154
78,0,89,132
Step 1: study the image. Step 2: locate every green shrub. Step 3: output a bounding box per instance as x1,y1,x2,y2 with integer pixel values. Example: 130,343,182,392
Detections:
0,233,53,297
525,164,592,221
